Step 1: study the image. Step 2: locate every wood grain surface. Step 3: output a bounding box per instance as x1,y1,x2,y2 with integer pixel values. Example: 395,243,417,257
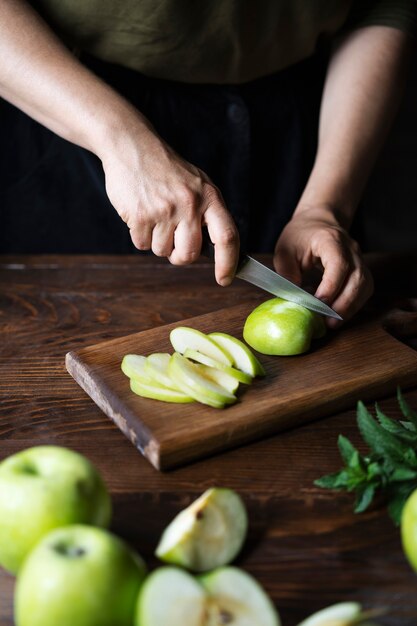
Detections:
67,305,417,470
1,254,417,626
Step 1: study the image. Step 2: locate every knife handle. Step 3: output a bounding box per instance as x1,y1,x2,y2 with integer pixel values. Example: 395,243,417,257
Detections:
201,226,246,266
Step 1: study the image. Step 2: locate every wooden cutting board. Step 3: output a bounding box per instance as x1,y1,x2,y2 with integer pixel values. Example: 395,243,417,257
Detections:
66,302,417,471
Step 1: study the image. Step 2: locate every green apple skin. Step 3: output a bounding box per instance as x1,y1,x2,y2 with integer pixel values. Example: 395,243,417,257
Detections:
295,602,361,626
0,446,111,574
14,525,146,626
401,488,417,572
243,298,325,356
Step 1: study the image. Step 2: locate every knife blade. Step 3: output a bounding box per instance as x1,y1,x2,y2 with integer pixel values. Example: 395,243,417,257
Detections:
201,230,342,321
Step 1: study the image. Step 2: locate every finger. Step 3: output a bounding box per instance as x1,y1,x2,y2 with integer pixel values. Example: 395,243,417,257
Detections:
325,257,374,328
130,223,153,251
313,239,351,305
151,222,175,257
273,241,303,286
204,202,239,287
168,219,202,266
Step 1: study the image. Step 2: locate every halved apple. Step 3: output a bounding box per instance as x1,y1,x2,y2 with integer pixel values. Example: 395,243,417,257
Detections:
169,353,236,408
296,602,367,626
170,327,233,366
155,487,247,572
136,566,280,626
183,348,253,385
209,332,266,377
130,379,194,403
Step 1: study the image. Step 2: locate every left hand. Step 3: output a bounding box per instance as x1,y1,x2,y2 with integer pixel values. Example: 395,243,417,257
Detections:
273,205,374,327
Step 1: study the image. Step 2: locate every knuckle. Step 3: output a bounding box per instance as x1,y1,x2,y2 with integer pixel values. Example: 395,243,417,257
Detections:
176,184,199,209
218,226,238,247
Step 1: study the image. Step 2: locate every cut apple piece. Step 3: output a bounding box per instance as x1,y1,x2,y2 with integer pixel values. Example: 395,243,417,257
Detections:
169,353,236,408
136,566,280,626
155,487,247,572
135,567,206,626
121,354,150,382
199,566,281,626
296,602,364,626
184,348,253,385
144,353,179,389
209,332,266,377
197,364,239,394
130,378,194,403
170,327,233,366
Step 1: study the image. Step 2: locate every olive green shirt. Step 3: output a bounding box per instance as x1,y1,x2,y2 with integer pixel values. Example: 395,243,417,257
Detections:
32,0,417,84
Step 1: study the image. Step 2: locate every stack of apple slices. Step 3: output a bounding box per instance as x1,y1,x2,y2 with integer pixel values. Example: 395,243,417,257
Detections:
121,327,265,409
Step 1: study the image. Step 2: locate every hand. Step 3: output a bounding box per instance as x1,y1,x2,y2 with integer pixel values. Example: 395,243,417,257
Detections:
273,206,373,327
100,117,239,286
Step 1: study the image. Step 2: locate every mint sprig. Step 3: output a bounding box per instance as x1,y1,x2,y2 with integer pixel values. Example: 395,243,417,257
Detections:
315,388,417,525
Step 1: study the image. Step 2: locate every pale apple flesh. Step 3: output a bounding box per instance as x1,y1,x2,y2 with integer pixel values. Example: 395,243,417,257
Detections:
155,487,248,572
136,566,281,626
183,348,253,385
209,332,266,377
122,353,194,403
170,327,233,365
296,602,368,626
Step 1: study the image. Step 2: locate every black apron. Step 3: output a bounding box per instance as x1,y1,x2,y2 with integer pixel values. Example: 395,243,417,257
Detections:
0,50,327,254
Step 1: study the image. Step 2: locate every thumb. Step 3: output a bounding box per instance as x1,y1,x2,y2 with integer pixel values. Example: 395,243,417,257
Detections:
273,245,302,286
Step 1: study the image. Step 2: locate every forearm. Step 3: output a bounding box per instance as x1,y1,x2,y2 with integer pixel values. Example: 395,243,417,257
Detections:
0,0,149,156
295,25,412,228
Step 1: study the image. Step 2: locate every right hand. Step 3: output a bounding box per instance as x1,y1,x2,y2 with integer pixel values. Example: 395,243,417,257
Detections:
100,118,239,286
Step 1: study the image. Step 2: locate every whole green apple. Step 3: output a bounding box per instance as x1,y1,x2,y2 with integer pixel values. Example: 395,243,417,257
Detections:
14,525,146,626
0,446,111,573
401,488,417,571
243,297,326,356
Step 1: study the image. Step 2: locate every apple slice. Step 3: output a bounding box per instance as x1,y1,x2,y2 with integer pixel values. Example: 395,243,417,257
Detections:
121,354,150,382
155,487,247,571
296,602,367,626
209,332,266,377
197,363,239,394
183,348,253,385
200,566,281,626
136,566,281,626
144,353,179,389
130,378,194,403
169,353,236,408
170,327,233,366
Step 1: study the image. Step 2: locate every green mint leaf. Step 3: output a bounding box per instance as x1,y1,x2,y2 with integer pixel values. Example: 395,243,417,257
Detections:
375,403,417,443
357,401,411,465
398,387,417,429
354,484,375,513
314,471,349,490
337,434,358,465
390,466,417,482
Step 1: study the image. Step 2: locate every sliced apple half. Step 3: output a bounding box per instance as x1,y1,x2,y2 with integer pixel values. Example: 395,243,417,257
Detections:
130,378,194,403
296,602,366,626
155,487,247,571
170,327,233,366
209,332,266,377
184,348,253,385
136,566,280,626
169,353,236,408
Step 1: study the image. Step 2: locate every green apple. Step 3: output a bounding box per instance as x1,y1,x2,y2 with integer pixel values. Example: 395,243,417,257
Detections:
183,348,253,385
209,332,266,377
170,327,233,366
401,487,417,571
135,566,280,626
121,354,150,381
296,602,371,626
243,297,326,356
169,353,236,408
155,487,248,572
14,525,146,626
0,446,111,574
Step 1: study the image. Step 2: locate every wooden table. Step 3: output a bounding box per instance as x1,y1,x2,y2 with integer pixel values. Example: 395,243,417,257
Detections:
1,253,417,626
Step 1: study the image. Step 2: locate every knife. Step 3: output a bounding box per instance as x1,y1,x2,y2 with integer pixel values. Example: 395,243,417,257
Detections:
201,229,342,321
